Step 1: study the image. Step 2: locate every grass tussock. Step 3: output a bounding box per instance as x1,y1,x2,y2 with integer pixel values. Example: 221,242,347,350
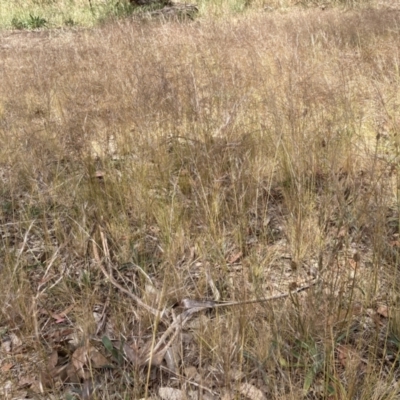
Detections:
1,3,400,399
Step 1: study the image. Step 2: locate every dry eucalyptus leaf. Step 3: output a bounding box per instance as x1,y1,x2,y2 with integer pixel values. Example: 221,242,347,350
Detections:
88,347,109,368
47,350,58,369
72,346,87,378
55,363,70,383
51,304,74,322
40,363,69,388
39,371,53,389
18,375,37,388
123,342,141,366
45,328,75,343
239,383,266,400
377,305,389,318
159,387,185,400
1,363,14,372
337,344,362,369
228,251,243,264
66,362,81,384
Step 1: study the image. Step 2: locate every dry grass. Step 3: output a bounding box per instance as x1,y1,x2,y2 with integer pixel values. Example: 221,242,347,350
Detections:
0,0,378,29
1,1,400,399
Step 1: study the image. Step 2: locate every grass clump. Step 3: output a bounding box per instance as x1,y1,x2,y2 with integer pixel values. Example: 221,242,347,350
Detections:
11,13,47,30
1,1,400,399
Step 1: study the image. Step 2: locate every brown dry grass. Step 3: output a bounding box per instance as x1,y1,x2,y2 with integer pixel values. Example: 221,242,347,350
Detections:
1,2,400,399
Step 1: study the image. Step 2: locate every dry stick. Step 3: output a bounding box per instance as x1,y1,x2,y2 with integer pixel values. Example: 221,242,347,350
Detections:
180,279,319,310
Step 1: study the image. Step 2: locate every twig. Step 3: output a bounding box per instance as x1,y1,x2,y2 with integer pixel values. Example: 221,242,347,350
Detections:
180,279,319,310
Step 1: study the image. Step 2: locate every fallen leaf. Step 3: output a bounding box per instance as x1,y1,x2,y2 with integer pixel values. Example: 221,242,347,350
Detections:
66,362,81,384
159,387,184,400
88,347,109,368
51,304,75,323
44,328,74,343
239,383,266,400
40,363,69,388
337,345,362,369
47,350,58,369
1,363,14,372
122,341,141,366
18,375,36,388
228,251,243,264
72,346,87,378
377,305,389,318
348,259,357,270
